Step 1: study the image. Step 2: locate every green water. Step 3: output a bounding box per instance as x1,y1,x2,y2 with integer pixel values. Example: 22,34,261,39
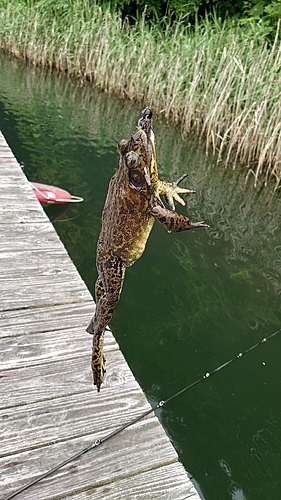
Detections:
1,53,281,500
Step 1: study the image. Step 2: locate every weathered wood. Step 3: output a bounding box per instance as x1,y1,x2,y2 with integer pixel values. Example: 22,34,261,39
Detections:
0,130,200,500
0,162,41,200
1,461,199,500
0,221,64,252
0,419,180,500
0,248,83,276
0,302,96,338
0,149,15,158
0,354,153,457
0,160,48,223
0,326,119,371
61,463,200,499
0,257,90,311
0,351,132,409
1,280,90,311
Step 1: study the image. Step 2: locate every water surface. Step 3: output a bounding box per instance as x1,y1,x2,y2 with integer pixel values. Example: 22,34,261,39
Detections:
0,53,281,500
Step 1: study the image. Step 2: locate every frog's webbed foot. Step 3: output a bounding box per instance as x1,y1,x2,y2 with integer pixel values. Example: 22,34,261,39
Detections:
158,174,196,211
151,204,210,232
91,331,106,392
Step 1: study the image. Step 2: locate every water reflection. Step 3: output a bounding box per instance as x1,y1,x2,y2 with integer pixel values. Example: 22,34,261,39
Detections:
0,52,281,500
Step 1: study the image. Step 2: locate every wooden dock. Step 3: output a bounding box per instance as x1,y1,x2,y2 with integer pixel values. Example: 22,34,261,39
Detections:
0,131,200,500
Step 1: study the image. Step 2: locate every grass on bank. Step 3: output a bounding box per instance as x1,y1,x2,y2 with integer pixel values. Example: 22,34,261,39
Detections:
0,0,280,189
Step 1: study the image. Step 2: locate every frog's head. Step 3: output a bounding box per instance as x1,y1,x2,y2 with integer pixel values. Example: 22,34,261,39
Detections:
117,107,158,194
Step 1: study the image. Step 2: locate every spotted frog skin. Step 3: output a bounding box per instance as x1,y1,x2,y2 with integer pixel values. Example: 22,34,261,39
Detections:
87,108,209,391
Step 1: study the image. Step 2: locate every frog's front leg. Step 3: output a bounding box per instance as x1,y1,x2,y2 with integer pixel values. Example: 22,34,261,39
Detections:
158,174,196,211
86,254,125,391
151,204,209,232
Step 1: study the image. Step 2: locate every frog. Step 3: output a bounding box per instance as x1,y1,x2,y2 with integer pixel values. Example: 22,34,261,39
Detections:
87,107,209,391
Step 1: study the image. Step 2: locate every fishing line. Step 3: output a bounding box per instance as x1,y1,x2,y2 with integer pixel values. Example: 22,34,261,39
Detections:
3,327,281,500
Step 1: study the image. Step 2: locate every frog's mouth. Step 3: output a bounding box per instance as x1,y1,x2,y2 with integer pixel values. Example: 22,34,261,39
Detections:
138,107,153,131
137,108,156,187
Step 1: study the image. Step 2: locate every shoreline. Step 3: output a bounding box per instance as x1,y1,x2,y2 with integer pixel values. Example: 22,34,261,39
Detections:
0,0,280,189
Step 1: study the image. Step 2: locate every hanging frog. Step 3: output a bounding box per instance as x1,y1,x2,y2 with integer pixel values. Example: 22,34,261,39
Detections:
87,107,209,391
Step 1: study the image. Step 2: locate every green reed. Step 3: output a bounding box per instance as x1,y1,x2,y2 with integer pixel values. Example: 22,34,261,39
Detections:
0,0,280,188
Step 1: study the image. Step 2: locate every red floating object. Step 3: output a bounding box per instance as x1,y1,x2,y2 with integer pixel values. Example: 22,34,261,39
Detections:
30,182,83,204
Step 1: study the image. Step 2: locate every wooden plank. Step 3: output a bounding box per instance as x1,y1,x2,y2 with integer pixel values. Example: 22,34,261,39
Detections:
0,149,14,158
0,353,153,458
0,418,179,500
0,248,80,274
0,163,31,180
0,209,47,224
0,306,118,377
0,224,91,312
0,302,96,338
0,221,65,252
0,248,88,284
1,463,198,500
1,280,90,311
0,246,82,270
0,161,37,195
0,250,91,311
0,158,49,223
0,325,119,371
0,136,8,146
61,462,200,500
0,349,129,409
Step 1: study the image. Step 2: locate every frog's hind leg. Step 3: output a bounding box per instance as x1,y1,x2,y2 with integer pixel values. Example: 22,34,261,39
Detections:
86,257,125,391
87,277,106,391
95,276,104,303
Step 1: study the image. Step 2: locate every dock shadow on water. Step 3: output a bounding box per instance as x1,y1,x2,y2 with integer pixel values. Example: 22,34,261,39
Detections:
0,53,280,500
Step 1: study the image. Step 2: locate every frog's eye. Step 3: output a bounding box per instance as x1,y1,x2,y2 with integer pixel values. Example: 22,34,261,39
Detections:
130,153,138,167
126,152,138,168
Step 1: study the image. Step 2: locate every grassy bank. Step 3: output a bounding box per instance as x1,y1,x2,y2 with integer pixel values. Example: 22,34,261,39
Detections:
0,0,280,189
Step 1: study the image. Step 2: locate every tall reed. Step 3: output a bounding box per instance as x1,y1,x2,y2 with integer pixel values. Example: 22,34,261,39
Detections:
0,0,280,188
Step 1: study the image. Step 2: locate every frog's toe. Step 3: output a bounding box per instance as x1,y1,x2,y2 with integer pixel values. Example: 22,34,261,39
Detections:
172,191,186,206
174,174,196,194
172,184,196,197
175,173,188,185
163,186,190,210
192,221,210,228
163,193,175,211
171,179,196,205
